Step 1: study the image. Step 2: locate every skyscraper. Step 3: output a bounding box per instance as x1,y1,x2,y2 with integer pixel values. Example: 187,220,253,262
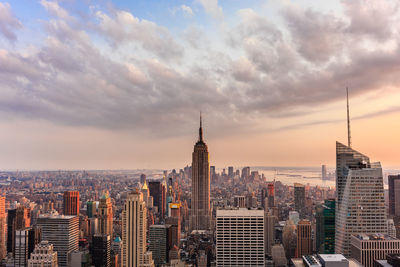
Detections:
0,196,6,260
98,193,113,237
316,199,335,254
86,200,97,218
294,183,305,218
335,142,387,257
15,228,29,267
37,215,79,267
149,181,163,216
63,191,79,216
322,165,327,180
267,183,275,208
190,114,211,231
389,175,400,216
121,190,148,267
265,212,277,255
7,206,31,255
140,174,147,185
92,234,111,267
28,241,58,267
296,219,312,257
216,209,264,267
149,225,171,266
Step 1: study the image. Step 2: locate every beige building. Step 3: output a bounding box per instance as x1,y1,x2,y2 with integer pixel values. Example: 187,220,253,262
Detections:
28,241,58,267
350,234,400,267
98,193,113,237
0,196,6,260
122,190,153,267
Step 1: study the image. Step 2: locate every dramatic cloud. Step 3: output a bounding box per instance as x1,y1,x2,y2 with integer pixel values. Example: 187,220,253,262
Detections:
0,2,22,42
1,0,400,139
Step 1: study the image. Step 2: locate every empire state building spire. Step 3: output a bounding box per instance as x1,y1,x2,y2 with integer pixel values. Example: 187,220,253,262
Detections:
199,112,203,142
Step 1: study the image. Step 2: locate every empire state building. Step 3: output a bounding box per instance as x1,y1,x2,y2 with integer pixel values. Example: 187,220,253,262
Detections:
190,115,211,231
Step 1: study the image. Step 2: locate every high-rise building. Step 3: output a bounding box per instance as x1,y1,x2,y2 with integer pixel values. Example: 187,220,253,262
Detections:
92,234,111,267
294,183,305,218
149,181,163,216
111,236,122,267
388,175,400,216
149,225,171,266
86,201,97,218
28,241,58,267
216,209,264,267
15,228,29,267
63,191,79,216
7,206,31,255
350,234,400,267
140,174,147,185
190,115,211,231
261,188,268,209
166,203,181,248
265,212,277,255
98,194,113,237
121,190,149,267
37,215,79,267
296,219,312,257
241,167,250,180
28,227,42,259
233,196,245,208
316,199,335,254
0,196,6,260
322,165,327,180
228,166,234,177
267,183,275,208
335,142,387,257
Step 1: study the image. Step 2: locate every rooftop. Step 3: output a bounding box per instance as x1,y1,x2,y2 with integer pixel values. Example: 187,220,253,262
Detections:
319,254,348,262
353,233,398,241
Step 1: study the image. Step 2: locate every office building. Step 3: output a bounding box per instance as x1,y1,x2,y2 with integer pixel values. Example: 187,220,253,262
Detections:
37,215,79,267
149,225,171,266
0,196,6,260
190,115,211,231
271,244,287,267
92,234,111,267
28,227,42,259
112,236,122,267
297,220,312,257
140,174,146,185
388,219,397,238
267,183,275,208
316,199,335,254
63,191,79,216
389,175,400,216
233,196,245,208
265,212,277,255
228,166,234,177
335,142,387,257
216,208,264,267
98,194,113,237
7,206,31,255
375,254,400,267
121,190,149,267
241,167,250,180
149,181,164,216
322,165,327,180
351,234,400,267
86,201,97,218
28,241,58,267
294,183,306,218
15,228,29,267
166,203,181,248
291,254,351,267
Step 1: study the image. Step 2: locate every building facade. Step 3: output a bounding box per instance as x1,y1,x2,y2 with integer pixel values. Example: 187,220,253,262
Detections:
216,209,265,267
316,199,335,254
92,234,111,267
296,220,312,258
28,241,58,267
98,194,113,237
294,184,305,218
190,116,211,231
388,175,400,216
63,191,79,216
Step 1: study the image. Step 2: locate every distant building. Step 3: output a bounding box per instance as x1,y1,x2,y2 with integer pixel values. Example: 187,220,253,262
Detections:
149,181,164,217
294,183,305,218
271,244,287,267
316,199,335,254
98,194,113,237
86,201,97,218
63,191,79,216
140,174,147,185
351,234,400,267
322,165,327,180
28,241,58,267
216,208,264,267
37,215,79,267
265,212,277,255
228,167,234,177
388,175,400,216
297,220,312,258
233,196,245,208
7,206,31,255
0,196,6,260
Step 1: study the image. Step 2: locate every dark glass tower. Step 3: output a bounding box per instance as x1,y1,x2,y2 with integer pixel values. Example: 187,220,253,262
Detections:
316,199,335,254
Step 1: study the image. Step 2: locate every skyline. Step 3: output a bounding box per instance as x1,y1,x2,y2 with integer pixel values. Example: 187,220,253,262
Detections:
1,0,400,169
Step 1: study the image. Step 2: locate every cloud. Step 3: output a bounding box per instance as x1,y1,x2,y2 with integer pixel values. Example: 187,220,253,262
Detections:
1,0,400,139
196,0,223,19
0,2,22,42
94,9,184,62
181,5,194,18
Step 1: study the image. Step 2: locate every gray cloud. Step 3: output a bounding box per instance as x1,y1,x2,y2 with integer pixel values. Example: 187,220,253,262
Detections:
0,2,22,42
1,1,400,137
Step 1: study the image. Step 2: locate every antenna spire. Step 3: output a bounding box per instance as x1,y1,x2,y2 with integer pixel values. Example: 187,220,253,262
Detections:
199,111,203,142
346,87,352,148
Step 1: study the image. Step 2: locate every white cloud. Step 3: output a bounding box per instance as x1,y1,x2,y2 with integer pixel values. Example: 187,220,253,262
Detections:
196,0,223,19
0,2,22,42
181,5,194,18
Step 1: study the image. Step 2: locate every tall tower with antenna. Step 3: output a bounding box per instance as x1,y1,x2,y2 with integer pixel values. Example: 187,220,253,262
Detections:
346,87,351,148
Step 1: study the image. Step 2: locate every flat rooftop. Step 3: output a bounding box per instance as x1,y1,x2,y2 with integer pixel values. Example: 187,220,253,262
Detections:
353,233,398,241
319,254,348,262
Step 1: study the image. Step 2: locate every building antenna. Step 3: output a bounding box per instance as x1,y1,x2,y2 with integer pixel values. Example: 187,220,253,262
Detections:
346,87,352,148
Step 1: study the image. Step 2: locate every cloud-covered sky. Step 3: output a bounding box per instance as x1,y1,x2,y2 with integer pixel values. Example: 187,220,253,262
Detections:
1,0,400,170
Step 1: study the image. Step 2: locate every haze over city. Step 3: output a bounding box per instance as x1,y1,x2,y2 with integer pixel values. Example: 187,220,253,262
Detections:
1,0,400,170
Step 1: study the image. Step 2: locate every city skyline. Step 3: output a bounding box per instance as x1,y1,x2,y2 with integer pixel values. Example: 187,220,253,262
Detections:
1,0,400,170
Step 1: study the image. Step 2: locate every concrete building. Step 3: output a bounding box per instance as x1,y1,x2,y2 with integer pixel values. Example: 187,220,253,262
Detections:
350,234,400,267
98,194,113,237
28,241,58,267
216,208,264,267
271,244,287,267
190,115,211,231
36,215,79,267
335,142,387,257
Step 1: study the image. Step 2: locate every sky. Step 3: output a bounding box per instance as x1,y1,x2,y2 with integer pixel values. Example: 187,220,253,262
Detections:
0,0,400,170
